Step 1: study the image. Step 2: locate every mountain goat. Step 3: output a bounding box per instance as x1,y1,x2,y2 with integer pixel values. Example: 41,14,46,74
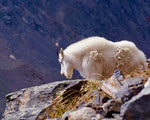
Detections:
58,36,146,80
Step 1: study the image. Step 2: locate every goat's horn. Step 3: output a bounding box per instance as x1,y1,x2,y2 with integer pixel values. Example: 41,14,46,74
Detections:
57,47,59,59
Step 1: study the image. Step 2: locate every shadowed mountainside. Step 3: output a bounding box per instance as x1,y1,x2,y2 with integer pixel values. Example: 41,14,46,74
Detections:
0,0,150,118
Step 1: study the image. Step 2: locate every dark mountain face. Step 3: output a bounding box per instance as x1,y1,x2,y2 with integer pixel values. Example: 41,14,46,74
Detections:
0,0,150,118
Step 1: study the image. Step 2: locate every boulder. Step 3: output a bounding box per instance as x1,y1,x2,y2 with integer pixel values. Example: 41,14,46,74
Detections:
101,70,124,98
2,73,150,120
101,70,146,99
120,87,150,120
2,80,84,120
68,107,100,120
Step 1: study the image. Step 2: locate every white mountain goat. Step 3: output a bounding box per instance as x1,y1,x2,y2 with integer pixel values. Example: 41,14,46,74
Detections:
58,36,146,80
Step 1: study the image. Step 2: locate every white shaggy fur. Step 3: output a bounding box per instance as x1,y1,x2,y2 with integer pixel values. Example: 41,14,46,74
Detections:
58,36,146,80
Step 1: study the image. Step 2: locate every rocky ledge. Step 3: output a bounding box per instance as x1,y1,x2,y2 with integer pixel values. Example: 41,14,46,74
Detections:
2,69,150,120
2,80,84,120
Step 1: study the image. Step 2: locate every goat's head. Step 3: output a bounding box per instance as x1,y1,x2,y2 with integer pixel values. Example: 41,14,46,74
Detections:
58,48,73,79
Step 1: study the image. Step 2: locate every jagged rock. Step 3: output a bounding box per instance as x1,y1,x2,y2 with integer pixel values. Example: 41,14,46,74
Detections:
2,72,149,120
71,91,121,119
101,70,146,98
65,71,146,120
2,80,84,120
115,84,144,103
68,107,101,120
62,111,72,120
122,77,146,87
76,101,86,109
144,77,150,88
100,70,147,119
120,87,150,120
102,113,122,120
36,80,87,119
102,99,122,113
101,70,124,98
92,90,101,105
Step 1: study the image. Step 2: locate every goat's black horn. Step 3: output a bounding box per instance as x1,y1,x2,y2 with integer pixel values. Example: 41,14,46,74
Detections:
57,47,59,59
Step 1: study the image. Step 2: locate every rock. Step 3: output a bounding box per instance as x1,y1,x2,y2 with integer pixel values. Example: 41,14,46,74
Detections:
62,111,72,120
120,87,150,120
102,99,122,113
101,97,110,105
2,80,84,120
101,70,124,98
102,113,122,120
122,77,146,87
144,77,150,88
114,82,144,102
68,107,99,120
2,74,150,120
101,70,146,99
62,81,87,101
76,101,86,109
100,70,147,119
92,90,100,105
62,97,104,119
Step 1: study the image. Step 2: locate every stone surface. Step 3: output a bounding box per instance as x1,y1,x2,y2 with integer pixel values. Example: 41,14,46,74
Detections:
62,111,72,120
102,114,122,120
3,77,150,120
68,107,97,120
144,77,150,88
122,77,146,87
120,87,150,120
101,70,146,98
116,85,144,103
101,70,124,98
2,80,83,120
92,90,101,105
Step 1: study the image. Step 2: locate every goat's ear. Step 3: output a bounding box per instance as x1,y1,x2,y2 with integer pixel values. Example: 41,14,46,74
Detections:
60,48,64,58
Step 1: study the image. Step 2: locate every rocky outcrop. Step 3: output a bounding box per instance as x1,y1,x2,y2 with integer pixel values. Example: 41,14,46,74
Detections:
2,80,84,120
2,75,150,120
120,86,150,120
61,78,149,120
